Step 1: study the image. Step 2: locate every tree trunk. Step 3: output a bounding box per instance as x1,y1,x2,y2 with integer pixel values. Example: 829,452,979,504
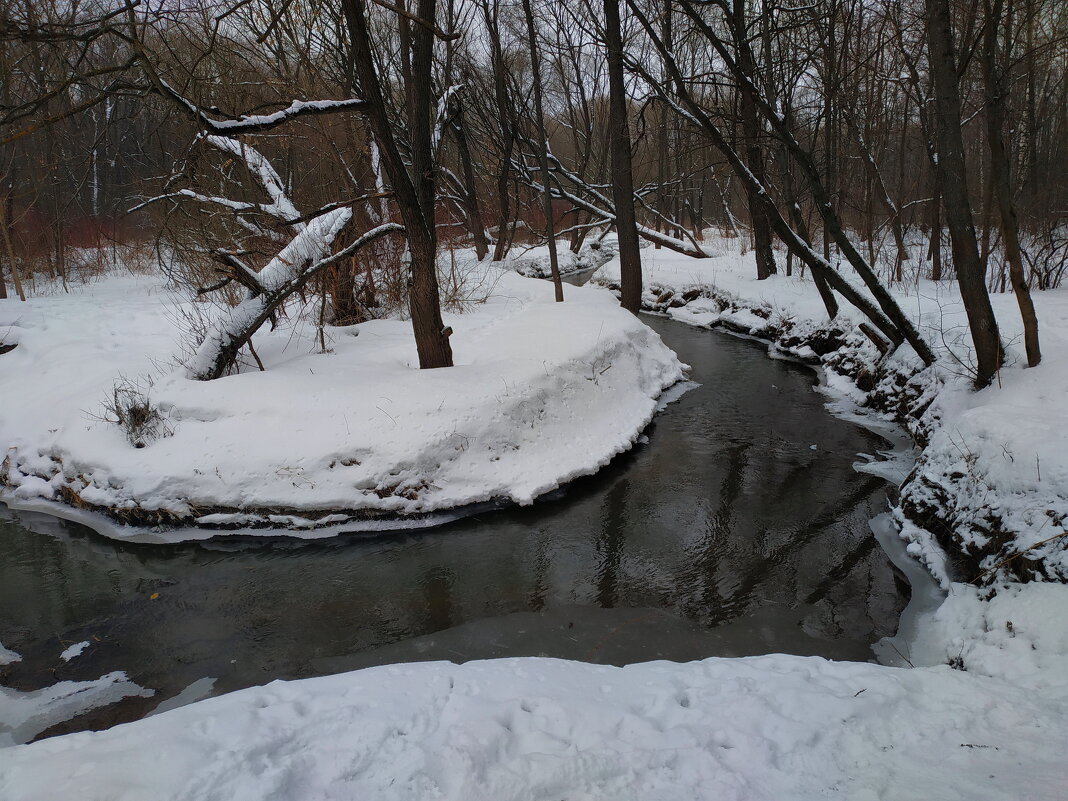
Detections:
1,178,25,301
928,187,943,280
733,0,776,280
786,184,838,318
982,0,1040,366
521,0,564,301
342,0,452,368
925,0,1002,386
451,102,489,260
0,178,6,299
604,0,643,312
483,0,518,263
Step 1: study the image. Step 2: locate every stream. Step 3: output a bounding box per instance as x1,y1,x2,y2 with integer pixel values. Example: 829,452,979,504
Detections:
0,308,915,738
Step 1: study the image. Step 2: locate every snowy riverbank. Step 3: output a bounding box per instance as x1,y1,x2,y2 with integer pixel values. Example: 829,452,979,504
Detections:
0,267,683,541
3,246,1067,799
589,244,1068,723
595,245,1068,586
509,236,618,279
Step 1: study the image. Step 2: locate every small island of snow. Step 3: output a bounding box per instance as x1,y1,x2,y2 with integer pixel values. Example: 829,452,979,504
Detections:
0,266,684,542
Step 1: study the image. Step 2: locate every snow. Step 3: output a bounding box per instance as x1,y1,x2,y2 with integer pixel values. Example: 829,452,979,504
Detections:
0,266,683,541
1,650,1066,800
509,236,617,279
157,83,368,135
3,242,1068,797
201,136,303,225
58,642,89,663
186,206,353,379
906,582,1068,689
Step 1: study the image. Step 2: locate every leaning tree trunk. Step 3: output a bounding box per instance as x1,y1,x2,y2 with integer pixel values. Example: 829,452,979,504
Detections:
604,0,643,312
925,0,1002,386
190,215,402,380
660,0,933,363
623,1,923,355
784,171,839,318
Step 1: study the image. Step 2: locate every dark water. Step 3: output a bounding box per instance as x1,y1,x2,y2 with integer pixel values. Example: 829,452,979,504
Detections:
0,313,907,736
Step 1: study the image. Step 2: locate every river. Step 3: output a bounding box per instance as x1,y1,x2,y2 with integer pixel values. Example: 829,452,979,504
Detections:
0,310,910,738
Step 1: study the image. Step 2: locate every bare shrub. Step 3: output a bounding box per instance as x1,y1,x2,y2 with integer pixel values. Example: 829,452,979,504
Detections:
96,376,172,448
439,243,502,311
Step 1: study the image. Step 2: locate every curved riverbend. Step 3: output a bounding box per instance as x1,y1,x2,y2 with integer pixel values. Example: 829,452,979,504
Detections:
0,315,918,737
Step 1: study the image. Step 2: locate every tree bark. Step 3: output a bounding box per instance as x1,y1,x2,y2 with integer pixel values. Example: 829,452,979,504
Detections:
521,0,564,301
982,0,1040,366
604,0,643,312
1,177,25,301
482,0,516,262
733,0,776,280
451,101,489,261
342,0,453,368
925,0,1002,386
785,180,839,319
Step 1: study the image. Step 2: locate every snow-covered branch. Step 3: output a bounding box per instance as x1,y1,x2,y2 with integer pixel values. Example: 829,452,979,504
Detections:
188,214,405,381
432,84,464,156
155,79,367,135
512,149,708,259
203,136,303,229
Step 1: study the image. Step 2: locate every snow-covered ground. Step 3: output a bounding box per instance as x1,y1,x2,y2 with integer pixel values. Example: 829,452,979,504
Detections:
3,243,1067,798
0,265,682,541
1,605,1066,801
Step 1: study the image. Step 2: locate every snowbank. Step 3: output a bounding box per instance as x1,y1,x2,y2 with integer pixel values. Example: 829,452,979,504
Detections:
906,581,1068,689
0,269,683,541
595,245,1068,584
1,652,1065,800
509,236,617,279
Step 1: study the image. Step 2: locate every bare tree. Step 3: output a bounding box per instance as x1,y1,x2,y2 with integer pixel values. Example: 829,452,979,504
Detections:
341,0,454,368
520,0,564,301
925,0,1003,386
981,0,1040,366
603,0,642,310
